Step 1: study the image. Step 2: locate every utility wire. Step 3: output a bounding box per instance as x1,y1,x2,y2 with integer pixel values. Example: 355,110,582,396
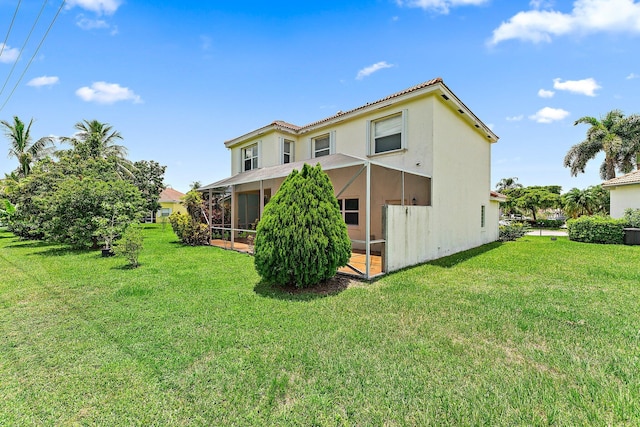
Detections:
0,0,49,99
0,0,66,114
0,0,22,58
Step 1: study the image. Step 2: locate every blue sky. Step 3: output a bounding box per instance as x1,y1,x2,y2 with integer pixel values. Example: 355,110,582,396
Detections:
1,0,639,193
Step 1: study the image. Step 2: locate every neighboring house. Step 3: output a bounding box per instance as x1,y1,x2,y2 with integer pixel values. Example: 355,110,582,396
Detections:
602,170,640,218
199,78,501,278
156,187,187,223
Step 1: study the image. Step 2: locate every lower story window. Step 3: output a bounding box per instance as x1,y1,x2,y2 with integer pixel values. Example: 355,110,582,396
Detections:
338,198,359,226
481,205,486,228
161,208,172,217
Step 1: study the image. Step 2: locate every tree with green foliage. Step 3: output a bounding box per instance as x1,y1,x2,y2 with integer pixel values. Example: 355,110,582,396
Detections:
114,223,144,268
564,110,640,180
43,177,145,249
130,160,166,214
1,116,54,178
254,163,351,288
495,177,523,193
562,185,609,219
0,199,16,225
168,190,209,245
501,185,562,221
59,119,134,178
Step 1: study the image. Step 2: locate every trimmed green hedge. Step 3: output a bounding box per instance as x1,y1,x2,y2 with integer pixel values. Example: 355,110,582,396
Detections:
532,219,565,228
567,215,626,244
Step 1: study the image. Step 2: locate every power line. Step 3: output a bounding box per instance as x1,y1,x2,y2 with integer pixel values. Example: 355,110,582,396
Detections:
0,0,49,99
0,0,22,59
0,0,66,114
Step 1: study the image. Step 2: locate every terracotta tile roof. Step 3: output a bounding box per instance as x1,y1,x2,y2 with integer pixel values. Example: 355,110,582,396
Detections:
602,169,640,187
490,190,507,201
271,120,301,131
159,187,186,203
300,78,444,130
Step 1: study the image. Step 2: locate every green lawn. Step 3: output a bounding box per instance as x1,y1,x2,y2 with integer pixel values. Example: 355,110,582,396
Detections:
1,225,639,425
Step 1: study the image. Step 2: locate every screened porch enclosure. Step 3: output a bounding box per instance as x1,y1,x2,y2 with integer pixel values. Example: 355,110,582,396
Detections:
199,154,431,279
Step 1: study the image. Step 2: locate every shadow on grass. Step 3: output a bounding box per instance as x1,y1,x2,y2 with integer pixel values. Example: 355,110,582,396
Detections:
254,275,352,302
28,246,90,257
6,240,60,250
427,241,502,268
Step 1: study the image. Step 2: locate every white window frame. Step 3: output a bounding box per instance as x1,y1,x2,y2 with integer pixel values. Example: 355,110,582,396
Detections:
367,110,407,156
242,143,259,172
311,131,336,158
281,138,294,164
338,197,359,226
160,208,172,217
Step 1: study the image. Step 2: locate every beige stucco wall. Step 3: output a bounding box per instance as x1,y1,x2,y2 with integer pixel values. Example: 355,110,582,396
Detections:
429,97,496,259
609,184,640,218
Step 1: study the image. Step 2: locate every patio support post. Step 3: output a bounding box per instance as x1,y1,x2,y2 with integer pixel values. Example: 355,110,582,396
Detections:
259,180,264,221
208,189,213,241
401,171,405,207
365,161,371,279
230,185,235,250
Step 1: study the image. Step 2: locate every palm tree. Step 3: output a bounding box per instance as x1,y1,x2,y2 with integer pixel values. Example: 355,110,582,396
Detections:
564,110,640,180
563,188,596,218
60,119,133,177
562,185,609,219
1,116,54,178
495,177,523,193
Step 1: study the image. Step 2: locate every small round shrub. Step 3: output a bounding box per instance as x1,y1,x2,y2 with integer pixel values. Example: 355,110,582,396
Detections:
623,208,640,228
114,224,144,268
499,222,530,241
254,163,351,288
168,190,209,246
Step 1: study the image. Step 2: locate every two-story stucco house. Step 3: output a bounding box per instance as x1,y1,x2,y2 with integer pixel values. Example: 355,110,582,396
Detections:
199,78,504,278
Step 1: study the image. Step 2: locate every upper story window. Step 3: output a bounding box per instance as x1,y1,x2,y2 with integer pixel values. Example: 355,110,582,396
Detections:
282,139,294,164
369,111,406,155
313,134,330,158
242,143,258,171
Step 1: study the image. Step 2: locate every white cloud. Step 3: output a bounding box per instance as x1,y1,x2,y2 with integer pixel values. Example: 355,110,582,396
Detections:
76,15,109,30
538,88,555,98
627,72,639,79
396,0,488,14
27,76,59,87
529,107,570,123
0,44,20,63
506,115,524,121
356,61,395,80
490,0,640,45
553,77,601,96
75,81,142,104
66,0,122,15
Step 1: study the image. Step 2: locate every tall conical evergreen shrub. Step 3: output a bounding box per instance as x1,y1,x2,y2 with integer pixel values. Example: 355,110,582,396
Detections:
254,163,351,287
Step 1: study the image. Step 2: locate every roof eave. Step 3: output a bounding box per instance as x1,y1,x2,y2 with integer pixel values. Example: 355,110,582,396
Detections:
224,123,298,148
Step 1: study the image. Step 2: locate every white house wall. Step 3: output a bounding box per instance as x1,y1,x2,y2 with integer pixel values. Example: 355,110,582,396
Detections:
430,97,495,259
609,185,640,218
